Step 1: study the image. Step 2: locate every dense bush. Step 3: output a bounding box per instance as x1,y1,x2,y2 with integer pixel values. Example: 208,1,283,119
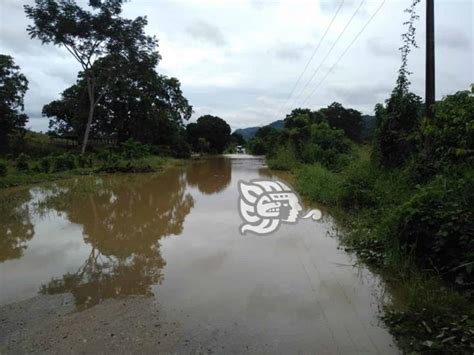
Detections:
16,153,30,171
373,90,423,167
419,88,474,170
119,138,150,159
33,156,52,173
0,160,7,176
340,159,378,208
53,153,77,172
384,173,474,291
76,154,93,168
267,145,298,170
296,164,343,206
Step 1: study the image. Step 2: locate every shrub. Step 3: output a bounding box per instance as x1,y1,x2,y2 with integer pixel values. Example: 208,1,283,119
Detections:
33,156,51,173
296,164,343,206
77,154,93,168
53,153,77,172
16,153,30,171
419,88,474,169
0,160,7,176
119,138,150,159
340,160,378,208
384,173,474,291
267,145,298,171
373,90,423,167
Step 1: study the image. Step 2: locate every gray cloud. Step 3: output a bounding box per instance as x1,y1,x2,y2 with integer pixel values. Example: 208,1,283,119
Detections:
272,42,312,61
438,27,471,50
186,21,226,46
366,37,399,57
329,82,393,106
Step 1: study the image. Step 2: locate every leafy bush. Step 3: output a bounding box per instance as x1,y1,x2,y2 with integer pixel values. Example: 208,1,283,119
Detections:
419,88,474,169
296,164,343,206
33,156,51,173
53,153,77,172
16,153,30,171
0,160,7,176
119,138,150,159
373,90,423,167
267,145,298,170
77,154,93,168
340,159,378,208
384,173,474,291
247,138,266,155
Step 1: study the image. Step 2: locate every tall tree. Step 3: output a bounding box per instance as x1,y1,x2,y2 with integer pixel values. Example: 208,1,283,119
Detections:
0,55,28,151
44,53,192,150
25,0,158,153
186,115,231,154
319,102,363,142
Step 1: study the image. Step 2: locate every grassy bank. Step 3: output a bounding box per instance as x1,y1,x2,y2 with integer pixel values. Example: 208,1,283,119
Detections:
269,146,474,353
0,137,187,189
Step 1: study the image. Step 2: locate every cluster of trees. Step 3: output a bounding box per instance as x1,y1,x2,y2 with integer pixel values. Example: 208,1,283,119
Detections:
0,0,235,160
248,102,361,170
0,55,29,152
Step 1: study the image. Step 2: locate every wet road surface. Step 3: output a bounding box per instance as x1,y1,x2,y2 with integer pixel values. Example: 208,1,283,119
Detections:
0,155,398,353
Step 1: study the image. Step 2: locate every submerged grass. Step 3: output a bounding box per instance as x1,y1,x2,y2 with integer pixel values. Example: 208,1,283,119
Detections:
0,155,179,189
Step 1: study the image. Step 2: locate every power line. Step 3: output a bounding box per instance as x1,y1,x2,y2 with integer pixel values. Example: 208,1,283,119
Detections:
300,0,387,107
272,0,345,121
291,0,366,108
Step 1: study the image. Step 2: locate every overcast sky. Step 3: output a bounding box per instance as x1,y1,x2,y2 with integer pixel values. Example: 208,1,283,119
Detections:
1,0,472,132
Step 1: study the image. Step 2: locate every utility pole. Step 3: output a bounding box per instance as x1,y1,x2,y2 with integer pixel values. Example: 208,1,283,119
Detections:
426,0,435,119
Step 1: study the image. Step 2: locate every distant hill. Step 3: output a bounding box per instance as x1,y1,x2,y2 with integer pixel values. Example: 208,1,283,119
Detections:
234,120,284,141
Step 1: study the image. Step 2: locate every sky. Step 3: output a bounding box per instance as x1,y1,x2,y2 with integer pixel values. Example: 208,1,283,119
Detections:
0,0,472,132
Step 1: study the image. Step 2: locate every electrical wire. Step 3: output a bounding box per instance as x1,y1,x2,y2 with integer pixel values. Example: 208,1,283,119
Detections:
300,0,387,107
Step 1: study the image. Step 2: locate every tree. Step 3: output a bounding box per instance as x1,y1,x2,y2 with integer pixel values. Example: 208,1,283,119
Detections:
186,115,231,153
43,53,192,154
25,0,158,153
319,102,363,142
230,132,245,146
0,55,28,151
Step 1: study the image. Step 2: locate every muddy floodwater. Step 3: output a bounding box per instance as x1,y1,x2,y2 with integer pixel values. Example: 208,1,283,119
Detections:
0,155,399,353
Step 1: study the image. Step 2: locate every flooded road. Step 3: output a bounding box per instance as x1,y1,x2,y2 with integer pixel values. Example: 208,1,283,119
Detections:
0,155,398,353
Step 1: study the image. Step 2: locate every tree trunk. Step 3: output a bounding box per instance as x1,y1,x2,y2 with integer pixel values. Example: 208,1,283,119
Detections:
81,79,95,154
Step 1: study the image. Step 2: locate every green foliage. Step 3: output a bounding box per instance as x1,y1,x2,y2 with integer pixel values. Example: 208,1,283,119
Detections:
119,138,150,159
319,102,363,142
0,55,29,151
340,159,378,208
76,154,93,169
267,145,298,171
0,160,7,176
16,153,30,171
186,115,231,153
53,153,77,172
247,138,266,155
296,164,344,206
373,91,423,167
384,173,474,291
33,156,52,173
419,89,474,169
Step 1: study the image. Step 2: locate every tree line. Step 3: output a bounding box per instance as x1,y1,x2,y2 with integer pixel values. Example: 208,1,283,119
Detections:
1,0,235,160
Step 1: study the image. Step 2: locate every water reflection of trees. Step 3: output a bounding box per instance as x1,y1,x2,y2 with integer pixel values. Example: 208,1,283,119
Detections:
0,190,34,262
39,170,194,308
186,157,231,194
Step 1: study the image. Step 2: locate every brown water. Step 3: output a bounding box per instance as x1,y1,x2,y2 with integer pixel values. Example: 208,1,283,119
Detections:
0,155,398,353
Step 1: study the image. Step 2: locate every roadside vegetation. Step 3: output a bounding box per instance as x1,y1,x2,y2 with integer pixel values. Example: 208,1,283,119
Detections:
247,2,473,350
250,85,474,354
1,1,237,188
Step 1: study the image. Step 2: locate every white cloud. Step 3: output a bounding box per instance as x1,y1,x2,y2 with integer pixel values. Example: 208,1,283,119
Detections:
1,0,472,132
